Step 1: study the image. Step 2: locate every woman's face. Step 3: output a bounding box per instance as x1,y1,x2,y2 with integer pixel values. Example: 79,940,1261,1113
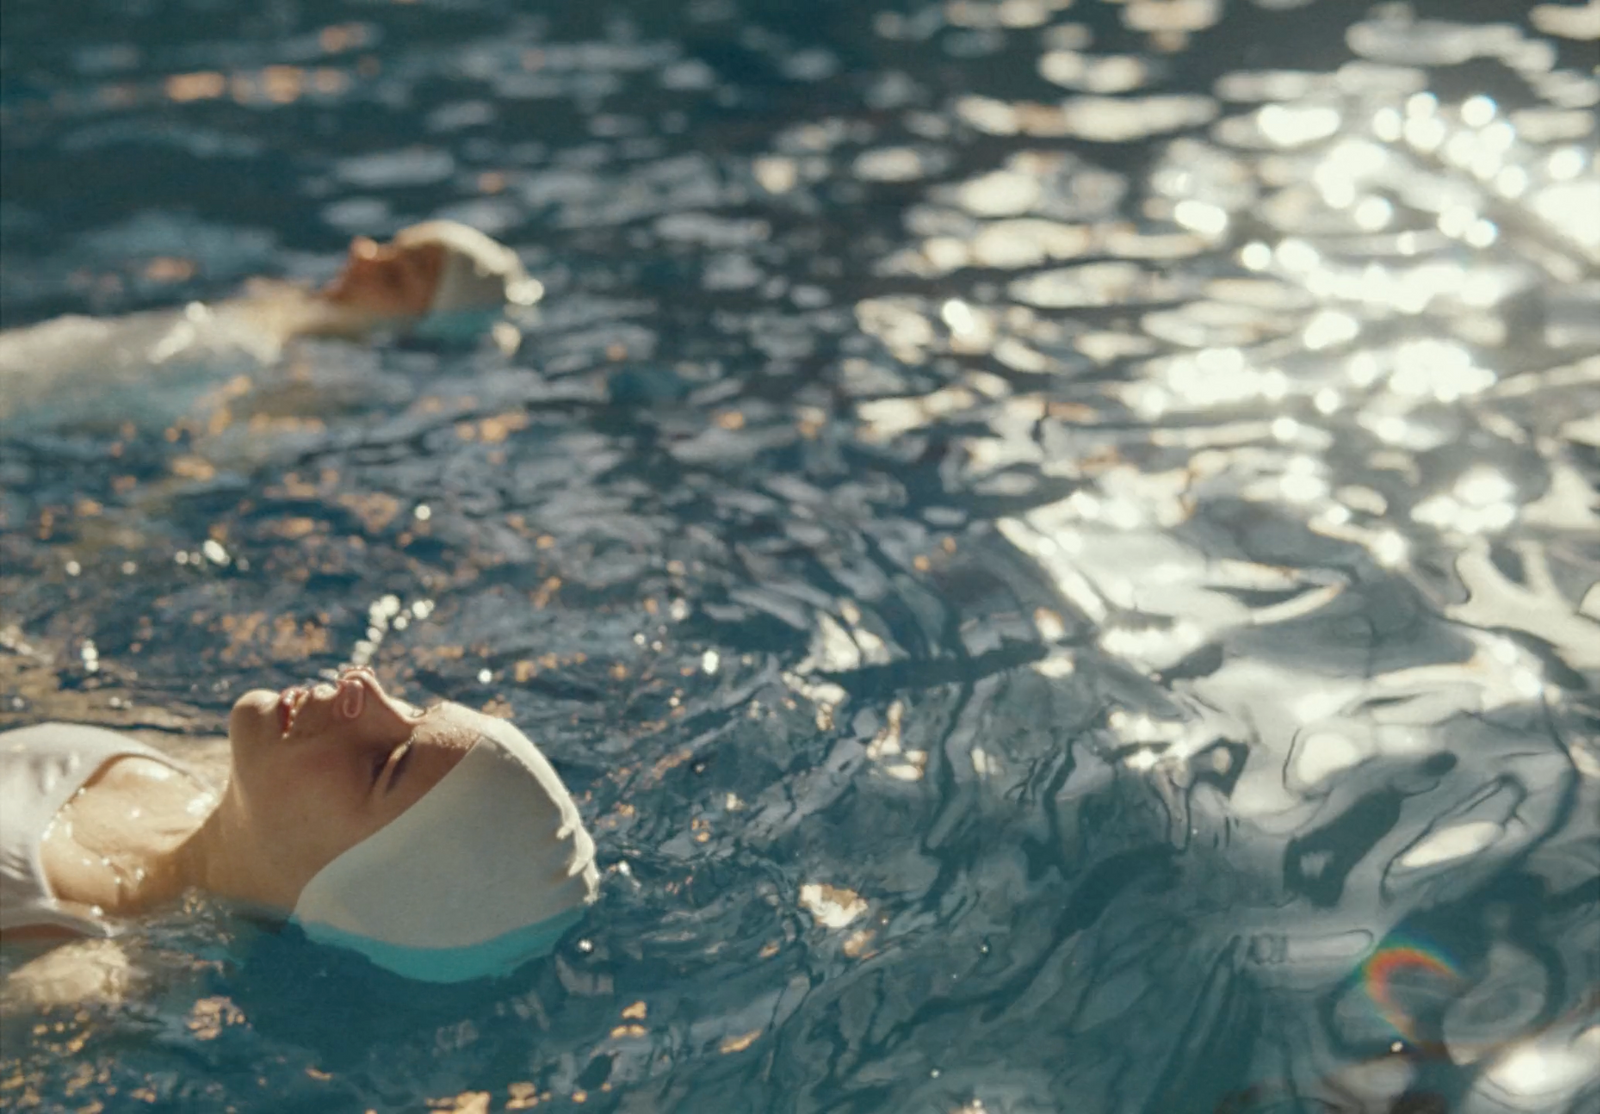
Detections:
223,668,474,910
322,236,446,318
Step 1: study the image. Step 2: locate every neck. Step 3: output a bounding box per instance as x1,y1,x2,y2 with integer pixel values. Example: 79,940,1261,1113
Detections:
288,298,399,340
109,793,225,914
157,782,297,917
227,282,405,343
158,784,250,905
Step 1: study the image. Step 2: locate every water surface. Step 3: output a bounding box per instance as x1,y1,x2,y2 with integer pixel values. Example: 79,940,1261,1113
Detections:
2,1,1597,1111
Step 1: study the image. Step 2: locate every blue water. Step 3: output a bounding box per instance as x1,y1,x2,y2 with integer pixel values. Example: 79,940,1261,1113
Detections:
2,1,1598,1111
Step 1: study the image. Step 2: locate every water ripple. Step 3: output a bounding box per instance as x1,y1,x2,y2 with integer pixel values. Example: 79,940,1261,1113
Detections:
2,1,1596,1112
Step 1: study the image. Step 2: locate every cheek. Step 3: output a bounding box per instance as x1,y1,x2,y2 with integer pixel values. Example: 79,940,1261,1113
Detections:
409,262,438,301
346,262,393,303
239,751,369,859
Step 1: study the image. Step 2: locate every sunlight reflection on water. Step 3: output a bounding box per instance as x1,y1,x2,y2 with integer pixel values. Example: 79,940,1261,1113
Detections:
1,0,1597,1111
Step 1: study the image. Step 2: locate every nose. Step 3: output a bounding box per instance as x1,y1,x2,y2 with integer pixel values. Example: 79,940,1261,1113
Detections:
337,667,424,726
338,665,387,695
302,676,365,721
337,676,364,719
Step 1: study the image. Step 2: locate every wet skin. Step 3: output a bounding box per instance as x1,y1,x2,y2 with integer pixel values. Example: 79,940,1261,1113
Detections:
31,671,480,920
217,668,478,910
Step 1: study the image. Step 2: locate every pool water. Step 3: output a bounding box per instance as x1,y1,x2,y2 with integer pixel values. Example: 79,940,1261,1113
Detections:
2,0,1598,1111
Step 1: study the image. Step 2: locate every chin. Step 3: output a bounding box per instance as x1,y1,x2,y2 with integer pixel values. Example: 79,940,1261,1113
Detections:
229,689,281,748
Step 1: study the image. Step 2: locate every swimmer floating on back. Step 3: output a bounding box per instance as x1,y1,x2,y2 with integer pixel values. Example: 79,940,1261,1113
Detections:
1,668,597,999
0,221,542,428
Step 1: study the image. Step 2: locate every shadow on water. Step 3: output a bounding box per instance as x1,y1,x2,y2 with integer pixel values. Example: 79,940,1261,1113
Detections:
2,0,1598,1110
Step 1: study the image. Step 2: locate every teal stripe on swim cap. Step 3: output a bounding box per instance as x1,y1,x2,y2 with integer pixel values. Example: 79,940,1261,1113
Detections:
407,307,503,343
290,906,584,983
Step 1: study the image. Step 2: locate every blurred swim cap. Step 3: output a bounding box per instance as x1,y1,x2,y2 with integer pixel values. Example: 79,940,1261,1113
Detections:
290,716,598,982
390,220,545,316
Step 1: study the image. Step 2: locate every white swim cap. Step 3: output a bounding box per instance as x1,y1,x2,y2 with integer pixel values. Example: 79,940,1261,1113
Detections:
390,220,545,316
291,716,598,982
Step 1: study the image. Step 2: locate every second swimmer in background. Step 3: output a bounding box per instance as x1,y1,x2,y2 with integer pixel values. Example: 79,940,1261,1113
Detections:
0,220,543,430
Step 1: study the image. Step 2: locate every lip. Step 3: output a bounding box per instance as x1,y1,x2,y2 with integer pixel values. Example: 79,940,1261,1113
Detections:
277,685,309,737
